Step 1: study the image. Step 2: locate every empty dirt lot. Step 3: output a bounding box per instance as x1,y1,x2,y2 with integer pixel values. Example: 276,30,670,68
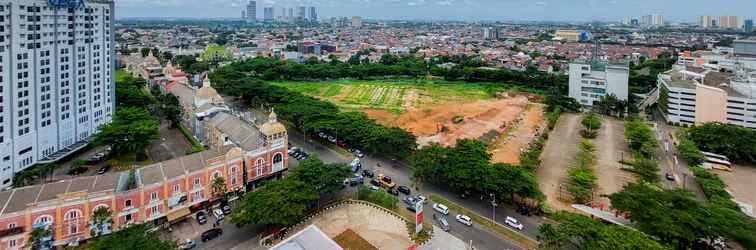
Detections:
716,165,756,217
491,104,546,165
593,117,635,208
538,113,582,211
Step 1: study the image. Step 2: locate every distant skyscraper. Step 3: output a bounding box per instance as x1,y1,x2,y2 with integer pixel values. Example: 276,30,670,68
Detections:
246,1,256,22
0,0,116,188
630,19,639,26
297,6,306,21
351,16,363,28
700,16,716,28
264,7,274,22
641,14,664,27
309,7,318,21
745,19,754,32
288,8,294,19
719,16,740,29
241,10,246,20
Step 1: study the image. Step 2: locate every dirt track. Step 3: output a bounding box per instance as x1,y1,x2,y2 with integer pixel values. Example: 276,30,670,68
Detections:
491,104,546,165
593,117,635,208
537,113,582,212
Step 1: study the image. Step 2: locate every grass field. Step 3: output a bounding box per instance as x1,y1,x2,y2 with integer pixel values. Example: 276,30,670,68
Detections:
272,79,493,112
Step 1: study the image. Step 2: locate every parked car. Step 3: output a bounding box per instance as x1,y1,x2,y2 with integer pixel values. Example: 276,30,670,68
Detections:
317,132,326,138
201,228,223,242
665,173,675,181
456,214,473,226
370,185,381,191
362,169,375,178
178,239,196,250
505,216,524,230
196,211,207,225
220,201,232,215
416,195,428,205
433,203,449,215
327,136,336,143
405,205,417,212
370,179,381,187
403,196,418,207
439,217,451,231
213,208,224,221
397,186,411,195
96,165,111,175
386,188,399,196
350,174,364,186
353,149,365,158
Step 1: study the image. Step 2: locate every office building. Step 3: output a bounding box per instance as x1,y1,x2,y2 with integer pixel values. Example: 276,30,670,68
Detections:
263,7,274,22
630,19,640,26
700,15,716,28
241,10,246,20
0,0,116,188
744,19,753,32
351,16,362,28
718,16,740,29
288,8,293,19
246,1,256,22
569,60,630,106
309,6,317,21
734,40,756,57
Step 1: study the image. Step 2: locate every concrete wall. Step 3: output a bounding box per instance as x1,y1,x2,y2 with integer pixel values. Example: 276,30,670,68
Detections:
695,85,728,124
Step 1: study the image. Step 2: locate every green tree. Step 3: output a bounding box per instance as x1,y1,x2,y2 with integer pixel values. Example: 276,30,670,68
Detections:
677,137,705,167
628,158,660,183
231,179,318,227
157,93,182,127
610,182,756,249
379,54,399,65
27,227,52,250
581,113,602,138
85,224,177,250
288,156,351,195
90,206,113,237
538,211,669,250
212,176,227,199
625,118,658,158
686,122,756,165
93,107,159,155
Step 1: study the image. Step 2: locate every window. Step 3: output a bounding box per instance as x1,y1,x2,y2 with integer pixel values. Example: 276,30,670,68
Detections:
150,192,158,201
173,184,180,193
150,206,158,215
125,214,132,222
7,223,16,229
256,166,263,176
124,199,132,208
69,224,78,235
9,240,16,248
34,216,52,226
213,172,220,180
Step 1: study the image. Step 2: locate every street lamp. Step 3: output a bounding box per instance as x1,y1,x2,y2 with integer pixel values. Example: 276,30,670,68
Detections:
490,193,497,224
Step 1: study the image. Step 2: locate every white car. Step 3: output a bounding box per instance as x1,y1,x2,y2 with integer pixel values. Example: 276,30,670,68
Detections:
178,239,196,250
433,203,449,215
456,214,473,226
370,185,380,191
505,216,524,230
213,208,224,221
416,195,428,204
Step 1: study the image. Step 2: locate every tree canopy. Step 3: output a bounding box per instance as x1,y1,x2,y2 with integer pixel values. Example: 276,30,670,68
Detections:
231,178,318,227
538,212,669,250
85,224,176,250
288,156,351,195
92,107,159,155
686,122,756,165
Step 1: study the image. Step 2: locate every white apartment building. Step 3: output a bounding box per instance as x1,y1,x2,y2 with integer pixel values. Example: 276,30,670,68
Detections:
568,60,630,106
0,0,115,188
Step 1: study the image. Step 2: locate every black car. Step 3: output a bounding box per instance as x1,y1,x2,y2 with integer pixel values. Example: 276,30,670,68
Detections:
97,165,111,175
362,169,375,178
370,179,381,187
220,201,232,215
201,228,223,242
397,186,411,195
196,211,208,225
387,188,399,196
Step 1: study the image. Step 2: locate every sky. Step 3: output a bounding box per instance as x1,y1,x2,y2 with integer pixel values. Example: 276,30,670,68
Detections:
115,0,756,22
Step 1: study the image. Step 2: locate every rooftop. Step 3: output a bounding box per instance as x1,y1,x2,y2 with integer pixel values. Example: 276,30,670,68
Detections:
270,225,343,250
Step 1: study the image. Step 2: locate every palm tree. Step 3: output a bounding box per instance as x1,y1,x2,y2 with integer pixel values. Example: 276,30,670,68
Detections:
212,177,227,199
90,206,113,237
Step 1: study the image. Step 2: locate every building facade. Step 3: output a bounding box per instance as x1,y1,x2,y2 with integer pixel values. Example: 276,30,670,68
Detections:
308,6,317,22
700,15,716,28
0,100,288,250
568,60,629,106
0,0,115,189
745,19,754,32
351,16,362,28
263,7,273,22
718,16,740,29
657,65,756,128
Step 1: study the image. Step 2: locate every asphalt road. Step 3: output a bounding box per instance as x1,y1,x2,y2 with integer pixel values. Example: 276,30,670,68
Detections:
649,110,705,198
288,128,537,249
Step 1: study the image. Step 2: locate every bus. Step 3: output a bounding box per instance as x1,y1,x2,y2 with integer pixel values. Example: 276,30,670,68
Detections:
702,151,732,171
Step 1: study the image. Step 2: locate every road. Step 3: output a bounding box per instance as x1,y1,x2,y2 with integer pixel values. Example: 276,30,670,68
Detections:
288,127,538,247
649,110,705,198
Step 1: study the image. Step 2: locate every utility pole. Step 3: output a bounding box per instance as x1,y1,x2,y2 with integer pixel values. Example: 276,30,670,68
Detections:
490,193,497,224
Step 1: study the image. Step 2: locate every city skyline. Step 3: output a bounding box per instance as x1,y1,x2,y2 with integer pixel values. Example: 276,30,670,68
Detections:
115,0,756,22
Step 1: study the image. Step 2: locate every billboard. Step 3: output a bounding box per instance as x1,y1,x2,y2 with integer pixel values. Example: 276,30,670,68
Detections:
414,202,423,234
